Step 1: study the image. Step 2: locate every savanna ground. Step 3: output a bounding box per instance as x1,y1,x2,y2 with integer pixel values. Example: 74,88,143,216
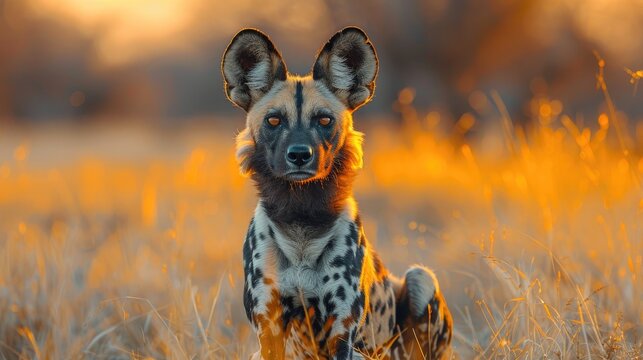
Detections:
0,73,642,358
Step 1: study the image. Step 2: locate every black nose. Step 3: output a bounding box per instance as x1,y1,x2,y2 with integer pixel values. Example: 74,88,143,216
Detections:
286,144,313,166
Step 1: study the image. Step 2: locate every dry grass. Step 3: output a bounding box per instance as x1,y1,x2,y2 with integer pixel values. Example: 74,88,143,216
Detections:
0,84,642,358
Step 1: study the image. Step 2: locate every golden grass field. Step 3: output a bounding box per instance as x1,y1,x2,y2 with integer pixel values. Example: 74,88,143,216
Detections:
0,86,641,359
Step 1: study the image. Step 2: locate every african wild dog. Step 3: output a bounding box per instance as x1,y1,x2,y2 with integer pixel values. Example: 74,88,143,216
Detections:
222,27,452,359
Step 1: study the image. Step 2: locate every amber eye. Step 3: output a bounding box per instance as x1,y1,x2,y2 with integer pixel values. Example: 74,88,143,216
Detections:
266,116,281,127
318,117,332,126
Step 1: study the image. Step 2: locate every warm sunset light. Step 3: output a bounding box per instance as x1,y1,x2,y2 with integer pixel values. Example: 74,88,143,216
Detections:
0,1,641,359
26,0,191,65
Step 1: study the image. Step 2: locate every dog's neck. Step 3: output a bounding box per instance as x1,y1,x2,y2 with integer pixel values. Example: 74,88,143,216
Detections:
252,146,358,237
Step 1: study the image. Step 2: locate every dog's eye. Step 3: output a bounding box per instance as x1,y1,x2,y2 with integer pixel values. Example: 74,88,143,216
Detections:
266,116,281,127
318,117,332,126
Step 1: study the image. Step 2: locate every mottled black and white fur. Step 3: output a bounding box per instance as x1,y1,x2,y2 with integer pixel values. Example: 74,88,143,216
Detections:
222,27,452,359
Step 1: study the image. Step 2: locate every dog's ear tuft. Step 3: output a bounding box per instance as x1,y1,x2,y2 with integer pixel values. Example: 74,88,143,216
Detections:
222,29,287,111
313,27,378,111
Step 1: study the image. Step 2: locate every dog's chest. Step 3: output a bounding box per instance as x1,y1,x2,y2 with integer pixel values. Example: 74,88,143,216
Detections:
251,201,359,302
274,224,335,297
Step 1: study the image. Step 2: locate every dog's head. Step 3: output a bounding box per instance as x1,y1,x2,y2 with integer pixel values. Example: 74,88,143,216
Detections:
222,27,378,182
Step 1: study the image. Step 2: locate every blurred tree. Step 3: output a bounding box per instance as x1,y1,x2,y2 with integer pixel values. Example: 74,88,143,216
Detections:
0,0,640,123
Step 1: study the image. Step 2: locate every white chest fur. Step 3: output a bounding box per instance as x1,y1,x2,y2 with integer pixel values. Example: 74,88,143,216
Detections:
252,199,358,298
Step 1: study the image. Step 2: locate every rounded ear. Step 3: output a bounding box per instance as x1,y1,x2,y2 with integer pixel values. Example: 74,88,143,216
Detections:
312,27,379,111
222,29,287,111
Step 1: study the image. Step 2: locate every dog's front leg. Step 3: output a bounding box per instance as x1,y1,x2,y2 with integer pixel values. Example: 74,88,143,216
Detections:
243,219,285,359
323,241,368,360
324,278,365,359
251,286,285,360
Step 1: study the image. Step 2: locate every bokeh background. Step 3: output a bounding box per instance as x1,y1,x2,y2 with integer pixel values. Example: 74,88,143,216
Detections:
1,0,642,123
0,0,642,359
